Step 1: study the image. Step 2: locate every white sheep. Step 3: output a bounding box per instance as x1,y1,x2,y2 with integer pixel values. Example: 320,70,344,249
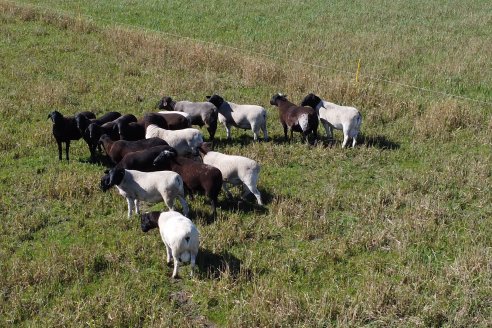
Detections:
206,94,268,141
100,168,189,218
301,93,362,148
198,143,262,205
140,211,199,278
145,124,204,156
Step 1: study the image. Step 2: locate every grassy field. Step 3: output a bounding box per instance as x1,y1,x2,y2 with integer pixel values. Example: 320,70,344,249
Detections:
1,1,491,327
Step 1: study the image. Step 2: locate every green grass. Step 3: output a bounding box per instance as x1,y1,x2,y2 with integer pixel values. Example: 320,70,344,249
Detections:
1,1,491,327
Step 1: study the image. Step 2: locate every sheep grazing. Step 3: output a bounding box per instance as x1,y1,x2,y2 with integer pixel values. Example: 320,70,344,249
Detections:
157,96,218,141
198,143,263,205
47,110,95,161
206,94,268,141
100,168,189,218
141,211,199,278
153,149,222,220
300,93,362,148
99,135,169,165
115,145,178,172
145,124,204,156
270,93,318,144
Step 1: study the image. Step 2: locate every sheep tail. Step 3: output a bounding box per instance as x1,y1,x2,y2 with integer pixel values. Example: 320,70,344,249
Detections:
356,112,363,127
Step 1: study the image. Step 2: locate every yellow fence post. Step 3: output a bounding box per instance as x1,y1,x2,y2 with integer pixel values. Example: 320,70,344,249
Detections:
355,58,361,84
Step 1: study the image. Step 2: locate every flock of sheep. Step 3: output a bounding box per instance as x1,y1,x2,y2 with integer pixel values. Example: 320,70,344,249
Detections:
48,93,362,278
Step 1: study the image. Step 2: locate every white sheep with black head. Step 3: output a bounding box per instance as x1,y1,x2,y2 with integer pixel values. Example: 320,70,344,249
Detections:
100,168,189,218
140,211,199,278
301,93,362,148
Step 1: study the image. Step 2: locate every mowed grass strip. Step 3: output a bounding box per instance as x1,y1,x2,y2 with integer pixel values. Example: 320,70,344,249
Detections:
0,3,491,327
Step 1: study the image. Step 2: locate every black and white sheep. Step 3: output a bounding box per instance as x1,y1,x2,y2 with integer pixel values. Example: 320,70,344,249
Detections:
300,93,362,148
153,149,223,219
47,110,95,161
141,210,199,278
157,96,218,140
198,143,262,205
145,124,204,156
270,93,318,143
206,94,268,141
100,168,189,218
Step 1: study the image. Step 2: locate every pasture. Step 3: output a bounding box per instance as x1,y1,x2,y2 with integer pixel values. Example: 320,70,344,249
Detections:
0,0,491,326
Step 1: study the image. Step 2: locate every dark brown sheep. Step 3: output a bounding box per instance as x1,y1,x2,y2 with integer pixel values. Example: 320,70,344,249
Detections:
153,149,223,220
99,134,169,165
270,93,318,144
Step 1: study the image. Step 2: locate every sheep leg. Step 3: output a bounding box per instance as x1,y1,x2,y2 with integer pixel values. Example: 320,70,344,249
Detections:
225,124,232,140
282,123,288,140
342,133,349,148
322,121,332,139
222,182,233,199
352,134,358,148
251,123,259,141
261,122,269,141
245,183,263,206
210,198,217,220
134,199,140,215
190,253,196,277
178,196,189,217
164,244,172,264
172,254,180,278
65,141,70,161
126,198,134,218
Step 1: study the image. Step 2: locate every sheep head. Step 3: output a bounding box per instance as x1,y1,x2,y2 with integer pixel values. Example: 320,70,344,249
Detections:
156,96,175,110
206,94,224,108
100,168,125,192
270,93,287,106
153,149,177,168
300,93,322,109
140,211,160,232
75,113,91,133
48,111,64,124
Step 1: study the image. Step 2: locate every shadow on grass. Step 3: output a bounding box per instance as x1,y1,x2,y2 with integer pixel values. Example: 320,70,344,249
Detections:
309,133,400,150
212,133,270,148
197,248,253,281
359,134,400,150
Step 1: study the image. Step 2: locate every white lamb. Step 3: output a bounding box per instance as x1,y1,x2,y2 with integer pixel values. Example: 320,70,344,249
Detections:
100,168,189,218
145,124,204,156
300,93,362,148
140,211,199,278
206,94,268,141
198,143,262,205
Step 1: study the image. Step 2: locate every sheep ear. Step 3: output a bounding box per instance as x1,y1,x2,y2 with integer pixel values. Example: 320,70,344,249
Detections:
206,95,211,100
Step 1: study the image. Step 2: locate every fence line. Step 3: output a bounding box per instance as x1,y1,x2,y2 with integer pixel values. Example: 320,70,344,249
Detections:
4,0,492,106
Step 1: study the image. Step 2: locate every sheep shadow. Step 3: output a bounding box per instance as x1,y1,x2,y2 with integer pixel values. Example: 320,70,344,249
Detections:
196,248,252,281
359,134,400,150
212,133,269,148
